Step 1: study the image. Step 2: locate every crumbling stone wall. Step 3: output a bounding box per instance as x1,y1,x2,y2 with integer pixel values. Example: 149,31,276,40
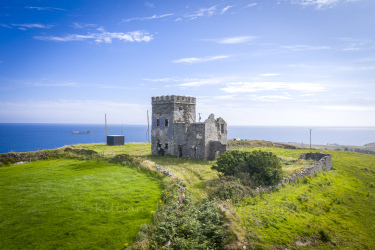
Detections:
255,152,332,192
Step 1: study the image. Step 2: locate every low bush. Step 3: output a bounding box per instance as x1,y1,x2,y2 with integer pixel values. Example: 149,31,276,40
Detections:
212,150,283,187
207,176,254,200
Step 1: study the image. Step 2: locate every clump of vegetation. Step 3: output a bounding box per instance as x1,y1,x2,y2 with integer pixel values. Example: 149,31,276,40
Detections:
212,150,284,188
207,176,255,201
133,181,226,249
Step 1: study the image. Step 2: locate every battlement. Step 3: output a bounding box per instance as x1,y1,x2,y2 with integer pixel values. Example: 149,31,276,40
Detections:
152,95,196,105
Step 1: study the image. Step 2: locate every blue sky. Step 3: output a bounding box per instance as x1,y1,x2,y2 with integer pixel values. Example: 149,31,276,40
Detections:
1,0,374,126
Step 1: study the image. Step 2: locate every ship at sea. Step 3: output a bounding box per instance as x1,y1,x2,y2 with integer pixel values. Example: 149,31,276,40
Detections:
71,130,92,134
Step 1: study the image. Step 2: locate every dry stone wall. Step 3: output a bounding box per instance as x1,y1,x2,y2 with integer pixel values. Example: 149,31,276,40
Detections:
256,152,332,192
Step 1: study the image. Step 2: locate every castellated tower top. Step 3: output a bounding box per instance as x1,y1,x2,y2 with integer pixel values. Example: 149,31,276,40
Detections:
152,95,196,105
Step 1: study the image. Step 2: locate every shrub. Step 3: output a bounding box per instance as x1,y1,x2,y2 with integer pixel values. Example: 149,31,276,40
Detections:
212,150,283,187
207,176,254,200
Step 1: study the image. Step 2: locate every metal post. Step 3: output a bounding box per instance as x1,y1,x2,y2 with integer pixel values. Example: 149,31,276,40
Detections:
105,114,108,143
310,129,312,149
147,110,150,143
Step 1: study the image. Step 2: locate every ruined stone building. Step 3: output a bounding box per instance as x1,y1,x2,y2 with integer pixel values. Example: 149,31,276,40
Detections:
151,95,227,160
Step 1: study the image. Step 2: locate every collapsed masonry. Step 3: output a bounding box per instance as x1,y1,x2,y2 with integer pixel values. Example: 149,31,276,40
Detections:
151,95,227,160
256,152,332,192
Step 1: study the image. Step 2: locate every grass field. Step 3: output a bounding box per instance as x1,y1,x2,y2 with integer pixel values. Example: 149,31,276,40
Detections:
9,143,374,249
0,159,162,249
234,148,375,249
76,143,375,249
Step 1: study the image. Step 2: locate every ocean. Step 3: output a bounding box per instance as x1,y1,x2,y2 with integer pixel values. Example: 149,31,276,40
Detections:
0,123,374,154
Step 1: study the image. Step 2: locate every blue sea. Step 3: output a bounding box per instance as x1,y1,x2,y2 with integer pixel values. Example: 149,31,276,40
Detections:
1,123,375,154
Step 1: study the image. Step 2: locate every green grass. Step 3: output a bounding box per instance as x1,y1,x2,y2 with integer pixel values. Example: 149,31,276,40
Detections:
62,143,375,248
71,143,218,198
233,148,375,249
0,159,162,249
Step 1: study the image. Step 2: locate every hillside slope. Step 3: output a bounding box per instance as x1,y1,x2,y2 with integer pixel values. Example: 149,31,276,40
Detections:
72,143,375,249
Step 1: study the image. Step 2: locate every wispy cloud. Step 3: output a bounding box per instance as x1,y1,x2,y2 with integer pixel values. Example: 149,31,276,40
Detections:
34,28,153,43
12,23,54,30
178,78,225,87
173,55,229,64
32,82,80,87
143,78,181,82
280,45,330,51
203,36,257,44
260,73,280,77
245,3,258,8
0,24,12,28
186,5,217,19
339,38,375,51
71,22,97,29
291,0,357,9
144,2,155,8
320,105,375,111
25,6,67,11
221,6,233,14
221,82,326,93
336,65,375,71
249,94,293,102
122,13,173,22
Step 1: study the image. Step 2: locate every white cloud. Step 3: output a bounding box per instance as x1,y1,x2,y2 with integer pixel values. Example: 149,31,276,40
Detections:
339,38,375,51
34,28,153,43
245,3,258,8
291,0,358,9
260,73,280,77
0,24,12,28
33,82,80,87
249,94,293,102
25,6,67,11
204,36,257,44
320,105,375,111
12,23,54,29
178,78,225,87
173,55,229,64
221,6,233,14
186,5,217,19
221,82,326,93
280,45,330,51
122,13,173,22
336,65,375,71
143,78,181,82
71,22,97,29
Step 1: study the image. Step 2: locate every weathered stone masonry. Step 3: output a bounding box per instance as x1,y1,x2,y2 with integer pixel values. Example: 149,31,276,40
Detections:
256,152,332,192
151,95,227,160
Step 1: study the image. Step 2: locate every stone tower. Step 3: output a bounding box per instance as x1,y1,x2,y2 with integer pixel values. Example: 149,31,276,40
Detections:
151,95,227,160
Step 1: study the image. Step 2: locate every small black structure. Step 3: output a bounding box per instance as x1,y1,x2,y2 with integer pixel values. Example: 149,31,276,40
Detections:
107,135,125,146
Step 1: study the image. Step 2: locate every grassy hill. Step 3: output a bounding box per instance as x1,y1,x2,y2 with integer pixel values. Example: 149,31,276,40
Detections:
69,143,375,249
1,143,375,249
